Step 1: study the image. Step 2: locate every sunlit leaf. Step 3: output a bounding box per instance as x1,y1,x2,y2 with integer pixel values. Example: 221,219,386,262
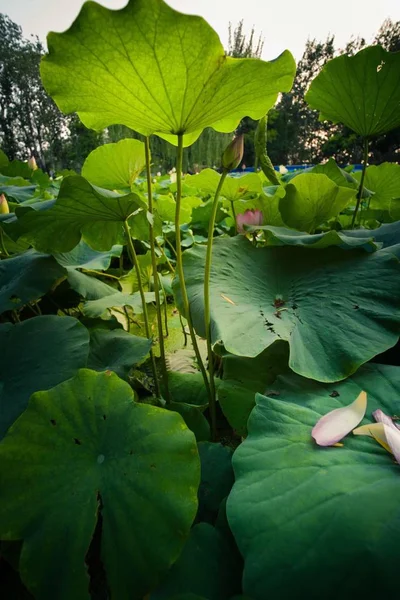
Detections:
41,0,295,146
280,173,356,233
305,45,400,136
81,139,146,190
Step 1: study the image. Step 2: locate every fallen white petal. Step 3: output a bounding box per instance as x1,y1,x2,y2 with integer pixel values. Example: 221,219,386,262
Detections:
312,391,367,447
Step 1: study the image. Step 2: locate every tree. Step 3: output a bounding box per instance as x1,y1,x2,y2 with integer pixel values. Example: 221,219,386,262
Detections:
268,19,400,166
0,14,67,169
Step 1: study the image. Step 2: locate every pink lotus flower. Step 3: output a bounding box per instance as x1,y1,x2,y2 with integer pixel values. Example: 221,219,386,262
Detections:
236,209,263,233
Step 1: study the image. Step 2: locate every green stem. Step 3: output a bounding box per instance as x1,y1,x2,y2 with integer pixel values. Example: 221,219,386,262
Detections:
82,269,119,280
156,238,175,273
145,137,170,403
123,219,160,397
175,134,212,401
0,229,9,257
230,200,238,235
204,170,228,440
351,138,369,229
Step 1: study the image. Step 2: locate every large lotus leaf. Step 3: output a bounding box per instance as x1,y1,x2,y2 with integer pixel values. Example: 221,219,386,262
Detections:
66,270,117,300
0,369,200,600
197,442,234,522
184,170,262,202
280,173,356,233
167,403,210,443
0,250,66,314
81,139,146,190
258,187,285,227
218,341,289,437
53,240,122,270
175,235,400,382
255,225,378,251
0,181,37,203
227,363,400,600
87,328,152,378
311,158,359,188
83,291,156,318
156,195,202,225
305,45,400,136
18,175,148,253
0,316,89,439
40,0,295,146
354,163,400,210
342,221,400,250
151,523,241,600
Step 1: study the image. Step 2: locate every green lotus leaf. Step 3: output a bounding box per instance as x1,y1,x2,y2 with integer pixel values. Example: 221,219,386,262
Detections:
254,225,378,251
305,45,400,136
218,341,289,437
0,316,89,439
83,291,156,319
151,523,241,600
81,139,146,190
18,175,148,253
0,369,200,600
227,363,400,600
66,269,116,300
0,250,66,314
167,402,210,442
87,328,152,378
354,163,400,211
166,372,211,409
197,442,234,521
258,187,285,226
280,173,356,233
342,221,400,250
120,252,154,294
175,235,400,382
156,195,201,225
41,0,295,146
184,170,262,202
53,240,122,270
0,180,37,203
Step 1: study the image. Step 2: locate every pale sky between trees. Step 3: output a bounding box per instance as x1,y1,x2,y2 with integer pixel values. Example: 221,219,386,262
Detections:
1,0,400,60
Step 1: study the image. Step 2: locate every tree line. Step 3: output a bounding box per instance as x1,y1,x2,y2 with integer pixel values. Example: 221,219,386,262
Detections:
0,13,398,173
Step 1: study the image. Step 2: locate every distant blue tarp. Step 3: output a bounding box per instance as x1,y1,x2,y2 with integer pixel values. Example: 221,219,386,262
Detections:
233,164,363,174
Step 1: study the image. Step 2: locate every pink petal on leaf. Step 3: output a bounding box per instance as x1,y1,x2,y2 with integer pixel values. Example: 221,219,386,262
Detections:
312,391,367,446
385,425,400,464
372,409,398,430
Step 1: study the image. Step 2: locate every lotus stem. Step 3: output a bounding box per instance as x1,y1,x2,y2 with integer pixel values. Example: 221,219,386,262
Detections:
123,219,160,397
175,134,212,403
145,137,170,403
351,137,369,229
204,170,228,440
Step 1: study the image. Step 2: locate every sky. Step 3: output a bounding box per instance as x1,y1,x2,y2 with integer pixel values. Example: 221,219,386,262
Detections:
1,0,399,61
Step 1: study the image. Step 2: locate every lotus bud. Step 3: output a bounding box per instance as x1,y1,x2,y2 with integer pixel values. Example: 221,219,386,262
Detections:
222,134,244,171
28,156,38,170
0,193,9,214
236,209,263,233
